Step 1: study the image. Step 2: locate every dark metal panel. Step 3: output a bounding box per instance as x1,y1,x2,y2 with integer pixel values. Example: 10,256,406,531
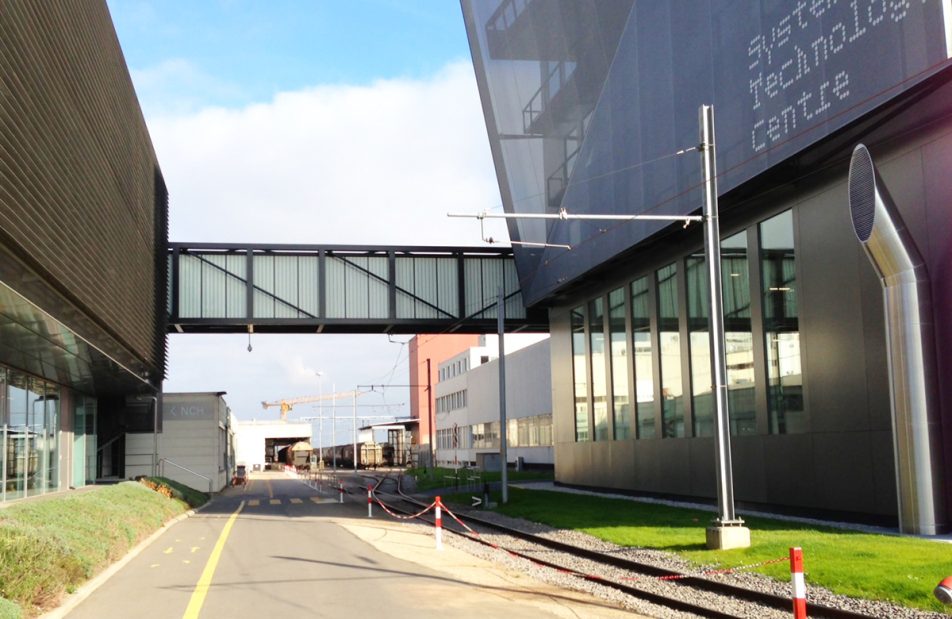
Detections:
811,431,880,515
549,306,576,445
762,434,817,507
797,183,870,435
688,438,716,497
729,436,767,503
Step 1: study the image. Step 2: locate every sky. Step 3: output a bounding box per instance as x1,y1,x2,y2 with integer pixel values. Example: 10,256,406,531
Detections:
106,1,509,445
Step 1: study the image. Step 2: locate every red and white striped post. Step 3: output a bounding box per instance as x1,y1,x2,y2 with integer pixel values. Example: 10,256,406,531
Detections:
338,481,344,504
367,483,373,518
935,575,952,604
435,496,444,551
790,547,806,619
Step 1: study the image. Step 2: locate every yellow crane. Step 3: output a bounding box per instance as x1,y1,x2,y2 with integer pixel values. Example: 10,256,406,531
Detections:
261,391,361,421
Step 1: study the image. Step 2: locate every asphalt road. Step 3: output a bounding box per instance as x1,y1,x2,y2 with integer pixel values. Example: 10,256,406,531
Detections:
62,471,640,619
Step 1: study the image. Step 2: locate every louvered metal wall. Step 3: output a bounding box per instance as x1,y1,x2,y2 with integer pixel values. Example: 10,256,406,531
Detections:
0,1,167,381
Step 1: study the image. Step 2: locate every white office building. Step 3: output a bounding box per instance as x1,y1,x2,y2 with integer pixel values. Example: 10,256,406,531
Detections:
435,336,552,469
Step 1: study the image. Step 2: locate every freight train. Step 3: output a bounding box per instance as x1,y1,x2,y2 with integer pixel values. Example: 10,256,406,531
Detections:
277,440,313,470
319,442,395,469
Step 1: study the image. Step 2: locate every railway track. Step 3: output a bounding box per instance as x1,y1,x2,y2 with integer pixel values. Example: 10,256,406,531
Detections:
358,474,882,619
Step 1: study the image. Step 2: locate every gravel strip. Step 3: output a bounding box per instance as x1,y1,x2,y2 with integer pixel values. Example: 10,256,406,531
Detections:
407,507,946,619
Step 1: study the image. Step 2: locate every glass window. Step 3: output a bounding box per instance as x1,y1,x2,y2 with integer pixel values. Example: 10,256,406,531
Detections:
608,288,630,439
589,297,609,441
657,263,684,438
686,254,713,437
571,306,589,441
687,233,757,438
7,374,28,500
722,232,756,436
540,414,552,446
84,398,97,485
760,211,805,434
631,276,655,439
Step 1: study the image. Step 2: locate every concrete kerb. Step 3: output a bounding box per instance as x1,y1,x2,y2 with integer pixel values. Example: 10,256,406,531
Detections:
39,502,206,619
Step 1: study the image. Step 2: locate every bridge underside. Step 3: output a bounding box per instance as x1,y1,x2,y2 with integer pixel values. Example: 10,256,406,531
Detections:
168,243,548,335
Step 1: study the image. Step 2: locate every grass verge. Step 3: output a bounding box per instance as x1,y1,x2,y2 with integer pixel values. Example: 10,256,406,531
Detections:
448,487,952,615
0,480,201,617
405,466,552,492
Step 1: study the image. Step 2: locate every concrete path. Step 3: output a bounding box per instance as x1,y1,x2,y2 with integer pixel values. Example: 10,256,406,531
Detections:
55,471,643,619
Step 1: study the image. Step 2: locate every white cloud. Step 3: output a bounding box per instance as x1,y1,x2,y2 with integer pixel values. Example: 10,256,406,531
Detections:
148,60,508,245
153,62,506,436
131,59,246,117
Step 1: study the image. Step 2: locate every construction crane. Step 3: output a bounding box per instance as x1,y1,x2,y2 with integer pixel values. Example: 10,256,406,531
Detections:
261,391,362,421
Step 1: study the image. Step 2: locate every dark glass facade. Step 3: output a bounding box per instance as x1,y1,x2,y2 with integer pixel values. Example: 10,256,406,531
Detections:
462,0,949,304
465,0,952,526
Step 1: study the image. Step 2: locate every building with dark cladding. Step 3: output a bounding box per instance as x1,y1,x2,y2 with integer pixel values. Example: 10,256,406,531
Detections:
0,2,167,499
462,0,952,533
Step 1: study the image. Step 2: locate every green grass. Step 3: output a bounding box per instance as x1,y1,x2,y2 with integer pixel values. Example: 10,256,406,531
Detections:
459,487,952,614
0,598,20,619
405,466,552,492
0,481,195,618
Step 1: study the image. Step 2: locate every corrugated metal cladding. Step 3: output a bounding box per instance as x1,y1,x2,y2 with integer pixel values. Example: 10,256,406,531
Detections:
0,2,168,378
463,258,525,320
325,256,388,319
253,254,319,319
395,257,458,319
179,254,248,319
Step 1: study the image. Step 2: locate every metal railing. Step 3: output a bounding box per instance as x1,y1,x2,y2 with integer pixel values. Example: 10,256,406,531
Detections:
159,458,213,493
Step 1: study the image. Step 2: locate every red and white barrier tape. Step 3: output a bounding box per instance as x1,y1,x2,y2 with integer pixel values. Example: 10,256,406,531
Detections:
438,502,480,536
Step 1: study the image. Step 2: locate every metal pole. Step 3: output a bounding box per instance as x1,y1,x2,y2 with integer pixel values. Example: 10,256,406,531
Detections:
498,285,509,504
352,390,357,472
700,104,739,525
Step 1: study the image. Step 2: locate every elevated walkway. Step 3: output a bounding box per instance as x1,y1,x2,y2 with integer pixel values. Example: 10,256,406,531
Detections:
168,243,547,334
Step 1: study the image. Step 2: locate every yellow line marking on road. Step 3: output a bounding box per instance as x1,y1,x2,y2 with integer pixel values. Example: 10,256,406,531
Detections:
150,564,160,569
269,499,281,505
191,547,200,553
182,501,244,619
183,559,191,564
163,547,173,555
290,498,302,504
248,499,260,506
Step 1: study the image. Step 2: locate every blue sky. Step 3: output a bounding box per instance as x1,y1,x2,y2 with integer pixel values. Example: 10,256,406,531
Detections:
108,1,472,114
105,1,508,440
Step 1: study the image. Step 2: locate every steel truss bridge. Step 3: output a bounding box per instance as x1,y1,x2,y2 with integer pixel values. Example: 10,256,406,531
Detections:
167,243,547,334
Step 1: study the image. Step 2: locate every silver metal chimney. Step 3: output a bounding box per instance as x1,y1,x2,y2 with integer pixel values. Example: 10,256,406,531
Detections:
848,144,946,535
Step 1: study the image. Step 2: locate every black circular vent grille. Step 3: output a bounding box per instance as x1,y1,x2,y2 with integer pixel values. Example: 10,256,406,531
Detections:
848,145,876,242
